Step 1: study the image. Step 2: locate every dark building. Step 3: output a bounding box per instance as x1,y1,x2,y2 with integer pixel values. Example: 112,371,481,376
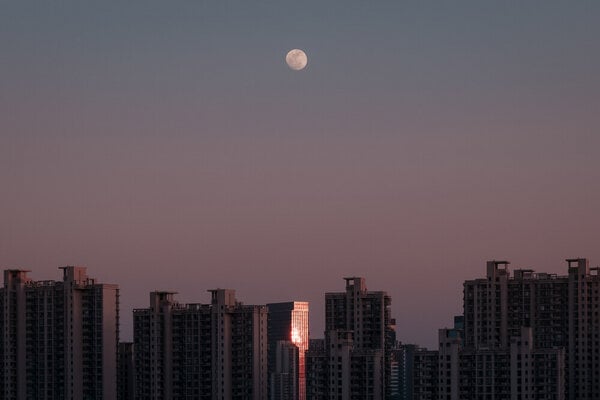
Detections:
463,258,597,399
305,339,327,400
0,267,119,400
436,325,564,400
412,348,438,400
326,277,395,399
133,289,268,400
411,259,600,400
267,302,309,400
305,277,394,399
390,343,417,400
270,341,299,400
118,342,135,400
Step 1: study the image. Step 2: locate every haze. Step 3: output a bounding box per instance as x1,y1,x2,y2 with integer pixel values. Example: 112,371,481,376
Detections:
1,1,599,348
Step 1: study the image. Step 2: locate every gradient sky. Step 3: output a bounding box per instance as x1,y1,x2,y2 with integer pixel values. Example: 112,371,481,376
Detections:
1,1,599,348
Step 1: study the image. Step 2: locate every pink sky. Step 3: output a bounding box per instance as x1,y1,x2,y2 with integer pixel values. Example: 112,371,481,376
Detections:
1,1,599,347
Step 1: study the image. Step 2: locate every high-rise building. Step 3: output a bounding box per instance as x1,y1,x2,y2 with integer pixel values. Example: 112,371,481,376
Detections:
412,258,599,400
133,292,212,399
0,266,119,400
305,339,327,400
270,341,299,400
133,289,268,400
463,258,599,399
322,277,395,399
411,348,438,400
267,301,309,400
436,324,565,400
118,342,135,400
389,343,418,400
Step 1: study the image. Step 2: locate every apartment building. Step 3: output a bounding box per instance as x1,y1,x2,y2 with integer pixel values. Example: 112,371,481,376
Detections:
0,267,119,400
464,258,599,399
133,289,268,400
307,277,394,399
305,339,327,400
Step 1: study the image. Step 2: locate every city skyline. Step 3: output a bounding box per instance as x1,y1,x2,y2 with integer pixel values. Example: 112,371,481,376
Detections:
3,258,599,350
4,258,600,399
2,1,600,351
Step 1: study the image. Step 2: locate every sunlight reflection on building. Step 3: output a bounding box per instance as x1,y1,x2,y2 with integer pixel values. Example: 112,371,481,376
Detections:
268,301,309,400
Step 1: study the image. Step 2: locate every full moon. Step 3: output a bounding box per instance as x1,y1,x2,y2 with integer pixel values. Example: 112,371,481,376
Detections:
285,49,308,71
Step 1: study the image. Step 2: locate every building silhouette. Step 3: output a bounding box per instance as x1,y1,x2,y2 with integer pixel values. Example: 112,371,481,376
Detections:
305,339,327,400
389,343,419,400
412,258,600,400
463,258,599,399
118,342,135,400
435,320,565,399
412,347,438,400
270,340,299,400
306,277,395,399
133,289,268,400
267,301,309,400
0,266,119,400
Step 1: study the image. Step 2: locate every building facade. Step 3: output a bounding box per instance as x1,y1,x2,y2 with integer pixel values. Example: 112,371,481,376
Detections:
0,266,119,400
390,343,418,400
316,277,395,399
267,302,309,400
437,325,564,400
270,341,299,400
133,289,268,400
412,258,600,400
305,339,327,400
118,342,135,400
412,348,439,400
463,258,598,400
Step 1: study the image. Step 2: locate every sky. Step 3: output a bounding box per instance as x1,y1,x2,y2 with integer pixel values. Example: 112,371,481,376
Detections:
1,1,599,348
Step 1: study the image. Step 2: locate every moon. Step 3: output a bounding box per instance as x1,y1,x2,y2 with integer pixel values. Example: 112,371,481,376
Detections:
286,49,308,71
